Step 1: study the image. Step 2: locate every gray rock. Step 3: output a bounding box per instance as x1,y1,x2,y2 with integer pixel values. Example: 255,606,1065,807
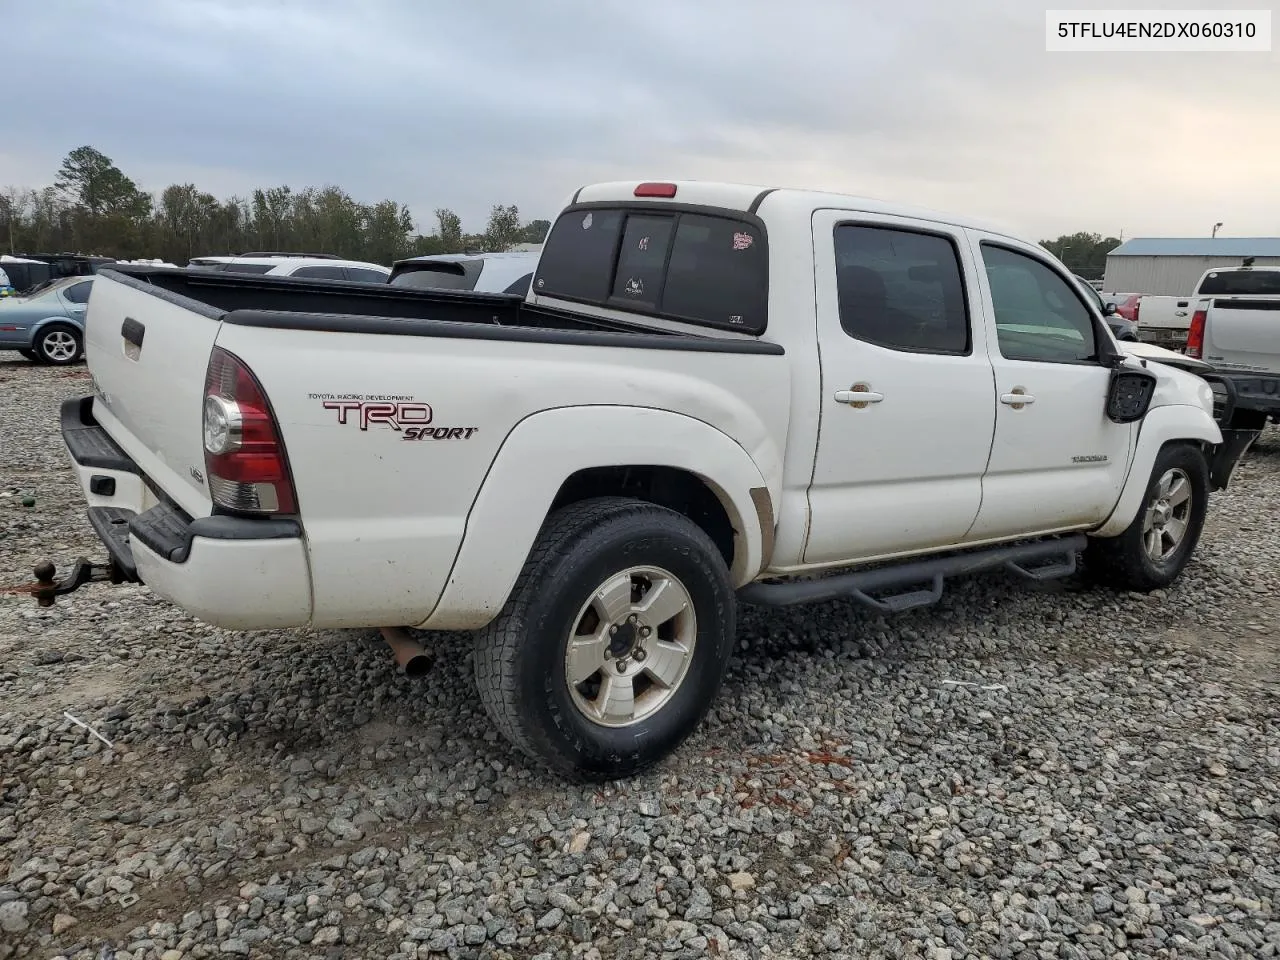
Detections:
0,899,28,933
685,886,713,921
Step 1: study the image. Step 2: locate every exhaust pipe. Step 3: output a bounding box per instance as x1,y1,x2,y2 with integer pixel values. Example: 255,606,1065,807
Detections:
380,626,432,677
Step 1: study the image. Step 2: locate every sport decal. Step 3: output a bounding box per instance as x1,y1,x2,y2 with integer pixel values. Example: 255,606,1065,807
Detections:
309,393,478,441
732,232,754,251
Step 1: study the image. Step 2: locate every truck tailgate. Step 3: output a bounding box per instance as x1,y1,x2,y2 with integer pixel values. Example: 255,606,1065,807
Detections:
84,272,221,518
1203,298,1280,373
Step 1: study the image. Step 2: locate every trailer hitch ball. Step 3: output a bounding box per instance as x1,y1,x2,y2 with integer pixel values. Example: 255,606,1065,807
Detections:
34,561,58,607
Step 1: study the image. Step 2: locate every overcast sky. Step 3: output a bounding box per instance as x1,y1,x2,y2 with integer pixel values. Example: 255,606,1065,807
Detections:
4,0,1277,241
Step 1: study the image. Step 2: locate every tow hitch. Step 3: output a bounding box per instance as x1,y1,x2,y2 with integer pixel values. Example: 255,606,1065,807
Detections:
15,559,134,607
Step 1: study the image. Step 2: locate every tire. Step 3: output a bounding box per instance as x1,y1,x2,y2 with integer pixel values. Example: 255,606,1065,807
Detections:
474,496,737,781
34,324,83,366
18,349,39,362
1085,443,1209,591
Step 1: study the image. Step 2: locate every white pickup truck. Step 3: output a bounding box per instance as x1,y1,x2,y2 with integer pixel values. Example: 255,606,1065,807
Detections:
1185,264,1280,426
38,179,1260,780
1135,261,1279,352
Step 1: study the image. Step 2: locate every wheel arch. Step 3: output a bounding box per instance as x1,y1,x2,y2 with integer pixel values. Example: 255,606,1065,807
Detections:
419,405,775,630
1092,404,1220,538
28,315,82,344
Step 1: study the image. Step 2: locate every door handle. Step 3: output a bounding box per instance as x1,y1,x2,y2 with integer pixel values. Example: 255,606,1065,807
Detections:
1000,388,1035,409
121,316,145,361
834,383,884,408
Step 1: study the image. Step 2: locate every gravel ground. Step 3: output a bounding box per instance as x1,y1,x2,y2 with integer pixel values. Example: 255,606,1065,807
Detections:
1,355,1278,960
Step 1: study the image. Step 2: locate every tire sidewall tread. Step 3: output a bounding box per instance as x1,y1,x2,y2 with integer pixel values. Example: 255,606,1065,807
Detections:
474,496,736,781
1086,442,1209,591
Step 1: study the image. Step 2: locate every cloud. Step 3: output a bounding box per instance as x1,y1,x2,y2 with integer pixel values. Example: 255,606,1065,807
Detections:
4,0,1277,239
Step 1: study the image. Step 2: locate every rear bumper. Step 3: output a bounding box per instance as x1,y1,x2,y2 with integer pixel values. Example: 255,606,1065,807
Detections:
1138,327,1188,350
1219,372,1280,416
61,395,313,629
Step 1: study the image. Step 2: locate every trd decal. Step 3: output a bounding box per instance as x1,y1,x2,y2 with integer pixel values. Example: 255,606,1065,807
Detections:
322,399,433,431
314,396,477,441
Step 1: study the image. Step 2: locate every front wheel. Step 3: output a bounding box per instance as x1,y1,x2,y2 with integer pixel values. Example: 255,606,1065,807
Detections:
473,496,737,781
34,324,83,365
1085,443,1209,591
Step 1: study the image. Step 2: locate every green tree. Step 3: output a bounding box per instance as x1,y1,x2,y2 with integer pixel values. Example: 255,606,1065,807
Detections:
363,200,415,265
482,203,521,253
55,146,147,218
1,186,28,253
435,208,463,253
520,219,551,244
7,144,544,265
1040,232,1122,280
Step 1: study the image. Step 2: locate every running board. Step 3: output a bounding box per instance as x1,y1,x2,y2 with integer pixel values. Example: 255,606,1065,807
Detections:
738,535,1087,613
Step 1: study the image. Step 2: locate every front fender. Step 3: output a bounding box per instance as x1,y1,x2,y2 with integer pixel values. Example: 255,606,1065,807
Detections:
420,405,774,630
1092,404,1221,538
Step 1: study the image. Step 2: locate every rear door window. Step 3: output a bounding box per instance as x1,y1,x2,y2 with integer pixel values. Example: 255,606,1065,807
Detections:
220,263,275,275
63,280,93,304
345,267,389,283
290,265,348,280
833,224,970,354
533,206,768,333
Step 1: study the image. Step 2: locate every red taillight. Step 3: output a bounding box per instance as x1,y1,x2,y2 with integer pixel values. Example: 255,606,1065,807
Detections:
202,347,297,514
634,182,677,198
1186,309,1207,358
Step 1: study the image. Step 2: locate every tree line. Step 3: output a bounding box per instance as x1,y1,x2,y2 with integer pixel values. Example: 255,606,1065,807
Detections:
1,148,1124,276
1040,232,1123,281
0,146,550,266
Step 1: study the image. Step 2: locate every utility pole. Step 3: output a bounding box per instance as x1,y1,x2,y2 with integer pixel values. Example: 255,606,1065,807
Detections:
1212,222,1223,238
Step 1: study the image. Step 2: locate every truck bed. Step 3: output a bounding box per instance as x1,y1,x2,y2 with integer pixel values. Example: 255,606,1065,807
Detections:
79,262,792,631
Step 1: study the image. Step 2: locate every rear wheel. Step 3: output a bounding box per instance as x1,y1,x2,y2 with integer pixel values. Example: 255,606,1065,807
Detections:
34,324,83,365
473,496,736,780
1086,443,1208,591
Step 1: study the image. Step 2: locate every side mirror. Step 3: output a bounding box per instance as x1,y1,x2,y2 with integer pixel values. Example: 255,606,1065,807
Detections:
1104,301,1118,315
1106,367,1158,423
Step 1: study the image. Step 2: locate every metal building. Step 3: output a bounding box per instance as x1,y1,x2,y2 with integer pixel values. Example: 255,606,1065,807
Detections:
1103,238,1280,295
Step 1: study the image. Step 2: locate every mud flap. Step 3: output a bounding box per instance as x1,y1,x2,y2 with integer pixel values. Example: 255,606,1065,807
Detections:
1209,427,1261,491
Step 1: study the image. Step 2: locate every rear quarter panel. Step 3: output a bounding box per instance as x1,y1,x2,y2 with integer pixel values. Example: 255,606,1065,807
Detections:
212,322,791,629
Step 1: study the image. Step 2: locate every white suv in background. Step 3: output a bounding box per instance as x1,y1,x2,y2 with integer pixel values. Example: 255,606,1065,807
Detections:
187,253,391,282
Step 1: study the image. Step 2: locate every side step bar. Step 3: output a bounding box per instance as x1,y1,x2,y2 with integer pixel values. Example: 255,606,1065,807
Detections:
738,535,1087,614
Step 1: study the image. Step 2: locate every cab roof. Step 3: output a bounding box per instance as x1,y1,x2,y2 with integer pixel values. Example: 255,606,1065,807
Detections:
571,179,1022,242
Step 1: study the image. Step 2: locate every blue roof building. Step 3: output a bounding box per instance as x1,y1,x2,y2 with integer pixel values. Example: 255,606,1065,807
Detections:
1103,237,1280,295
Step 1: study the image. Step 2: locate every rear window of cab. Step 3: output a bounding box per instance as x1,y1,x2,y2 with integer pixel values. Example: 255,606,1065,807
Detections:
1198,270,1280,296
532,206,768,334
